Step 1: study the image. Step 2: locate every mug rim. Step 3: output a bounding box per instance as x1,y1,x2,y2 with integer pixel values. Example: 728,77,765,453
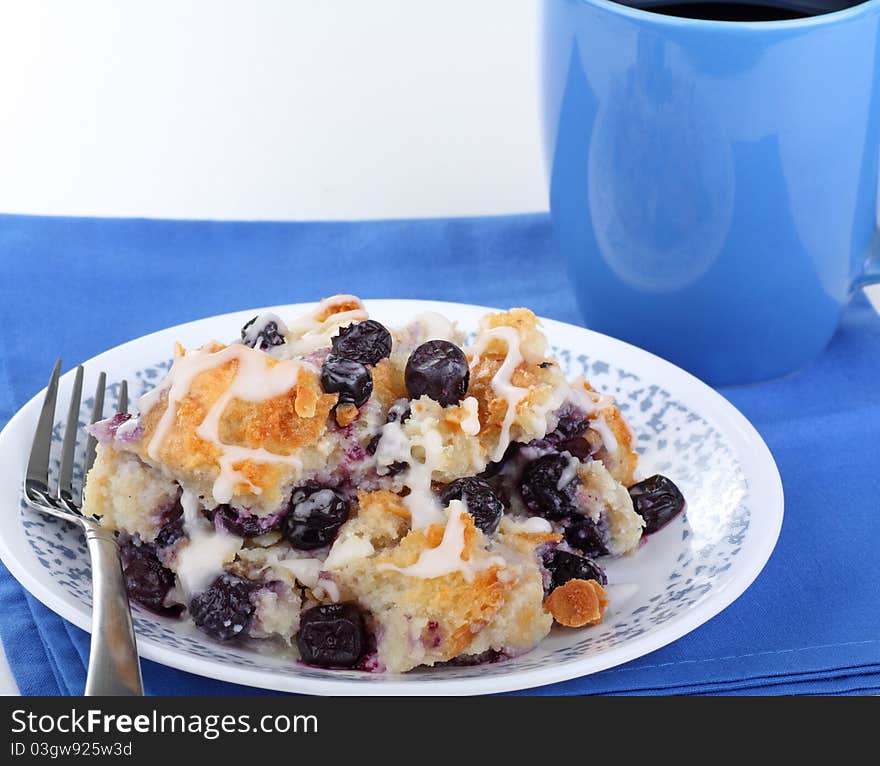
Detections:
573,0,880,28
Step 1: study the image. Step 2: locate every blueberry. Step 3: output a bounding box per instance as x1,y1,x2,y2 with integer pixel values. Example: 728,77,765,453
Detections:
154,517,185,550
404,340,469,406
478,441,521,479
122,546,180,615
440,477,504,535
551,409,590,440
282,487,350,549
519,453,579,520
331,320,392,365
320,355,373,408
529,408,590,451
628,474,686,534
241,315,285,350
544,549,607,589
189,573,256,641
154,503,185,549
297,603,366,668
210,505,280,538
384,461,408,477
563,516,609,557
557,437,593,461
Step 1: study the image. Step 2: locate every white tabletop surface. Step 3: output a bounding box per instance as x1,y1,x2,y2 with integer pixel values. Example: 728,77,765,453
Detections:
1,1,877,695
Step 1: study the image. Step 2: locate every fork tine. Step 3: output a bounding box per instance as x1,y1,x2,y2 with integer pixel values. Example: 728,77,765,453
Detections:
26,359,62,493
116,380,128,414
83,372,106,485
58,365,84,502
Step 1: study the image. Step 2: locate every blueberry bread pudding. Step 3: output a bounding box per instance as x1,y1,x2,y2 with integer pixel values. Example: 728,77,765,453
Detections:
83,295,685,672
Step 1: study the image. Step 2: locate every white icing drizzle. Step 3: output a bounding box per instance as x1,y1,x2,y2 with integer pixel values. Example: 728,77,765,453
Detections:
402,427,446,529
565,382,620,455
323,534,375,570
284,294,368,356
557,454,580,490
499,515,553,534
212,445,300,504
458,396,481,436
591,415,619,455
140,344,238,460
378,501,503,581
139,344,305,504
115,416,140,439
175,490,243,596
373,399,480,517
566,381,614,416
318,578,340,603
467,326,530,462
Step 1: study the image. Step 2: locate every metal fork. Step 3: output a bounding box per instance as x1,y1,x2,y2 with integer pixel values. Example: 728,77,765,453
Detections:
24,361,144,696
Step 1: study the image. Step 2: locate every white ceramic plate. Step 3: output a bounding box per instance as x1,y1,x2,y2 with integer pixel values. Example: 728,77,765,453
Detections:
0,299,783,695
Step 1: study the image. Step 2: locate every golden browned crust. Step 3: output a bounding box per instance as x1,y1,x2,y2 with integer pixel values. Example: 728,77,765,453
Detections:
596,405,638,487
465,308,568,456
354,490,411,546
480,307,541,336
582,382,638,487
440,401,477,431
467,356,506,450
498,529,563,555
334,402,359,428
218,369,334,452
545,578,609,627
383,513,478,567
372,357,407,408
314,296,363,322
137,346,336,500
357,489,411,521
468,358,560,452
443,568,508,656
370,514,511,660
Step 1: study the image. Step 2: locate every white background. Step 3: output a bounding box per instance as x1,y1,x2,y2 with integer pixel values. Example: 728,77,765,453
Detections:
0,0,547,221
0,1,876,695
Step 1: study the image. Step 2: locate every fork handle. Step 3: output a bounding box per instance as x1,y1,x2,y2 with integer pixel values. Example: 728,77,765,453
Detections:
83,524,144,696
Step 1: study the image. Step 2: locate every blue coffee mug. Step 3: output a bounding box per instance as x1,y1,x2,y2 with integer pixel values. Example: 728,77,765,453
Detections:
542,0,880,385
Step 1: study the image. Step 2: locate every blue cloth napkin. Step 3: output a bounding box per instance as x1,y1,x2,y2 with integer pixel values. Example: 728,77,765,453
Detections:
1,212,878,696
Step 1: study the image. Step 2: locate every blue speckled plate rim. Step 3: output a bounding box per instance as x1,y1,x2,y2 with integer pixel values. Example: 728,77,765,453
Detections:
0,298,784,696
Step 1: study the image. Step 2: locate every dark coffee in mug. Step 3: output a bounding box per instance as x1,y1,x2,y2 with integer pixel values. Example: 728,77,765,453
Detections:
616,0,864,20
